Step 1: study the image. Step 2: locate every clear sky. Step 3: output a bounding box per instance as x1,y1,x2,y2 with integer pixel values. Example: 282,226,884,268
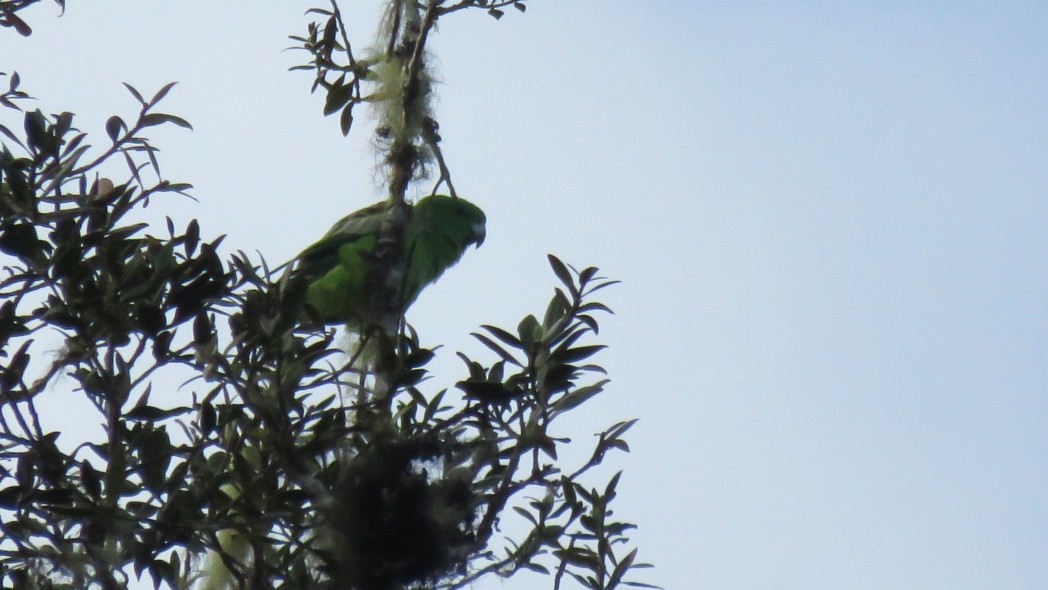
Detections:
3,1,1047,589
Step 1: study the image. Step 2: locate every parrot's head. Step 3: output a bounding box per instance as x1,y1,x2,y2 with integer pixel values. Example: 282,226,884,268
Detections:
413,194,486,249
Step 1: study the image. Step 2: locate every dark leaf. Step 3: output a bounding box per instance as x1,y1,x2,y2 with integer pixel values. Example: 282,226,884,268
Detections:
604,471,622,499
193,313,213,347
136,428,173,493
551,380,608,413
577,314,599,333
0,486,22,508
149,81,178,106
1,339,31,391
185,218,200,257
324,82,354,116
608,548,638,589
0,122,25,147
517,314,541,347
0,223,44,266
456,379,519,404
141,113,193,130
3,11,32,36
513,505,537,524
480,324,522,348
547,253,578,298
553,344,606,364
403,347,435,369
126,405,189,421
522,562,549,575
340,103,354,136
455,351,487,380
554,546,601,569
606,419,638,440
579,265,599,285
543,288,570,329
105,115,126,142
23,109,53,156
136,304,166,336
471,332,523,367
199,401,215,434
391,368,427,390
123,82,146,105
80,460,101,498
584,278,621,295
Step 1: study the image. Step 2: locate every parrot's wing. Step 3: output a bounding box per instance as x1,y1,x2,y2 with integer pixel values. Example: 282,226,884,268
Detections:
295,200,392,279
319,200,392,239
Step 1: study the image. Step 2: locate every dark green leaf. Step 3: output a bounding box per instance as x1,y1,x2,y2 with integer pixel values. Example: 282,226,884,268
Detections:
578,301,614,315
403,347,435,369
141,113,193,130
0,223,44,266
0,486,22,508
553,344,606,364
24,109,54,156
481,324,522,348
136,428,172,493
80,460,100,498
551,380,607,413
606,419,638,440
555,547,601,569
185,218,200,257
608,548,638,589
324,83,354,116
105,115,126,142
123,82,146,105
3,11,32,36
517,314,541,347
149,81,178,106
391,368,427,390
456,379,519,403
604,471,622,499
340,103,354,135
1,339,31,390
548,253,578,298
471,332,523,366
513,506,537,524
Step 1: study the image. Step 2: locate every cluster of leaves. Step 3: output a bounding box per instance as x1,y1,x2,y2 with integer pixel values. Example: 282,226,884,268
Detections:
0,74,226,587
457,0,529,21
0,0,65,37
438,256,655,590
290,0,530,137
290,2,367,137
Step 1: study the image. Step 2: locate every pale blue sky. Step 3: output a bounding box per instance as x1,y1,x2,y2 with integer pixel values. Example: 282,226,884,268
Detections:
3,2,1047,589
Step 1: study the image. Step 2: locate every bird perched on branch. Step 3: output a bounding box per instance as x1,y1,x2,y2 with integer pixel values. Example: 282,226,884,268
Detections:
291,194,486,331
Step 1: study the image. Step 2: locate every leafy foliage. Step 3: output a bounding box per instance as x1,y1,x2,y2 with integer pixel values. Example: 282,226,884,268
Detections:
0,2,656,589
0,0,66,37
0,76,218,588
291,0,531,138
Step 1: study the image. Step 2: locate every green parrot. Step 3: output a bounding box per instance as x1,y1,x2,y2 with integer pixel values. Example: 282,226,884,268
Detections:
292,194,486,328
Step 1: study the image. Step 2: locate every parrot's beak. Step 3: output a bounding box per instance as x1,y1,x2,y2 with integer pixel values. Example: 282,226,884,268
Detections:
473,223,486,247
